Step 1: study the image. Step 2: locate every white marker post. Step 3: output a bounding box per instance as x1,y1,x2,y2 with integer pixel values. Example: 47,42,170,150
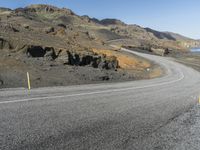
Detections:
27,72,31,90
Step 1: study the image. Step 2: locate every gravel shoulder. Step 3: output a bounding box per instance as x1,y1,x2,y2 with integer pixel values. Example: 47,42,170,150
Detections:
141,104,200,150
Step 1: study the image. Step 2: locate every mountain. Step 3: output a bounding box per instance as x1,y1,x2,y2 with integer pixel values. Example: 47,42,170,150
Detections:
0,4,199,88
0,4,199,52
99,19,126,26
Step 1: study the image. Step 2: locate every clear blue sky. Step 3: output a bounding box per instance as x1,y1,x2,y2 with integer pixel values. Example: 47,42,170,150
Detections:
1,0,200,39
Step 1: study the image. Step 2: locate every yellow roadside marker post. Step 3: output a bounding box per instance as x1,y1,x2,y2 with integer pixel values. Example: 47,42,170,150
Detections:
27,72,31,90
199,97,200,104
198,96,200,104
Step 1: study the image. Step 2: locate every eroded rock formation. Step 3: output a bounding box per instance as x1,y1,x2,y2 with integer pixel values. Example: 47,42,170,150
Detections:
26,46,57,60
66,51,118,70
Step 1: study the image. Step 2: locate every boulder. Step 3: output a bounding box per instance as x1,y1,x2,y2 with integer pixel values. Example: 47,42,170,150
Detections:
22,24,30,29
151,47,169,56
44,47,57,60
44,27,54,34
0,80,3,86
27,46,46,57
98,61,107,69
99,76,110,81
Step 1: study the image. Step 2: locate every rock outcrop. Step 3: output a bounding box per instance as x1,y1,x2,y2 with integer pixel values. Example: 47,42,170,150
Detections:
44,27,54,34
66,51,118,70
23,44,119,70
26,46,57,60
0,79,3,86
0,23,19,32
0,38,12,50
23,4,75,15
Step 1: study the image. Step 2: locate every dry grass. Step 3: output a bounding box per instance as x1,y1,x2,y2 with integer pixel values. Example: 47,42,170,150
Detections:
149,67,163,78
92,48,151,70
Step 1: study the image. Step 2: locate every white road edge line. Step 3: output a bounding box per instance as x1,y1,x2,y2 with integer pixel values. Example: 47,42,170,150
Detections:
0,71,184,104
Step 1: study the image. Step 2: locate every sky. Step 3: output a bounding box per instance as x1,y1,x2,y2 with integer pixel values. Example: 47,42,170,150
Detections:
0,0,200,39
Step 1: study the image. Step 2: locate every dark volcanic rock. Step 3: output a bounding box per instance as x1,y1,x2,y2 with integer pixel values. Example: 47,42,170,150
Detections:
66,51,118,70
99,76,110,81
67,51,96,66
27,46,46,57
26,46,57,60
0,80,3,86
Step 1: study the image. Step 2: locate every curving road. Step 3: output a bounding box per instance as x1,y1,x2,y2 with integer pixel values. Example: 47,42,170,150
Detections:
1,49,200,150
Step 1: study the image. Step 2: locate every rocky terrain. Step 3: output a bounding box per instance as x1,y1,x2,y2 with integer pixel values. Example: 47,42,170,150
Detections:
0,4,198,88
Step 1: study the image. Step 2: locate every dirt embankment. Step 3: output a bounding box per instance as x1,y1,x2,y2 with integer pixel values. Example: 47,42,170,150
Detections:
93,48,163,78
173,52,200,72
0,45,163,88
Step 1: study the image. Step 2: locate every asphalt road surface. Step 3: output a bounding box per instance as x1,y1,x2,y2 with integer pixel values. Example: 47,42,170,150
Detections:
1,49,200,150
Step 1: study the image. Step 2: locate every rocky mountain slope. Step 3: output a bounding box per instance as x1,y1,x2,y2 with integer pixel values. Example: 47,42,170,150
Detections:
102,21,200,53
0,4,198,88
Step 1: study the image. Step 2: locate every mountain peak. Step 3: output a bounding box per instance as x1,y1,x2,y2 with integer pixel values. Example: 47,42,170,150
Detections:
26,4,59,11
0,7,12,11
100,19,126,26
16,4,75,15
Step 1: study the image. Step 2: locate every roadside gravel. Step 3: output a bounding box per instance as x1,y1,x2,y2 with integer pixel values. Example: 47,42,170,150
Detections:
142,104,200,150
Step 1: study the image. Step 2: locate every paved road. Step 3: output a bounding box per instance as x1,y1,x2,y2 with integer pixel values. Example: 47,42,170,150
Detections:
1,49,200,150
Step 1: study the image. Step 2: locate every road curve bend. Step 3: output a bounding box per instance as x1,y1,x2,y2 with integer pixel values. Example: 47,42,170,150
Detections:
1,49,200,150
